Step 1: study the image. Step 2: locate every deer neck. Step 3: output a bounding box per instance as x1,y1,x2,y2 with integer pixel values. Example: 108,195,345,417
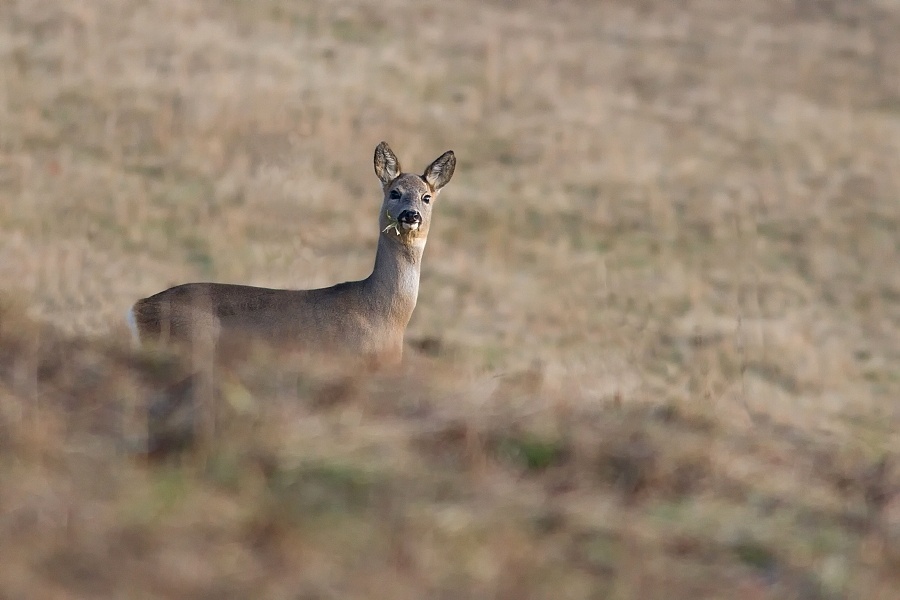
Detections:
362,232,425,325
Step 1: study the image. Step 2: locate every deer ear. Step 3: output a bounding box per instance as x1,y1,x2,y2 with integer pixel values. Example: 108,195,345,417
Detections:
423,150,456,191
374,142,401,187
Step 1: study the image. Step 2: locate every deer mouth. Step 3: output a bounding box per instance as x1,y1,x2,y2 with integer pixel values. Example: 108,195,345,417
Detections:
397,210,422,232
384,210,423,236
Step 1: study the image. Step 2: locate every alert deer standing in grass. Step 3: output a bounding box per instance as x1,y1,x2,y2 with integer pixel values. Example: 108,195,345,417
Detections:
128,142,456,366
126,142,455,452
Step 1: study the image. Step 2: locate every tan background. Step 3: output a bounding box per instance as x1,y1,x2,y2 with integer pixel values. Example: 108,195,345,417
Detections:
1,0,898,597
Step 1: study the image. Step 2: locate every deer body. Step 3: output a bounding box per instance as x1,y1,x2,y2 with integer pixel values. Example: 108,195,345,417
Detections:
128,142,455,367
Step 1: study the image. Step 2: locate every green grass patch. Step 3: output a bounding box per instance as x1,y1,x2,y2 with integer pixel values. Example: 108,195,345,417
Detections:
266,460,388,521
495,433,569,472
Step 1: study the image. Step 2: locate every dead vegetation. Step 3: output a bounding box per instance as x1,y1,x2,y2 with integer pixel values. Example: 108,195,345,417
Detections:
1,0,899,597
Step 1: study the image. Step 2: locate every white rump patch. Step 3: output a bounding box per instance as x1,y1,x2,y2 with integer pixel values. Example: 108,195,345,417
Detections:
125,305,140,348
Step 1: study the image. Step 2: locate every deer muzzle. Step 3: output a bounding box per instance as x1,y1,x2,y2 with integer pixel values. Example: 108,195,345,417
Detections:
398,209,422,232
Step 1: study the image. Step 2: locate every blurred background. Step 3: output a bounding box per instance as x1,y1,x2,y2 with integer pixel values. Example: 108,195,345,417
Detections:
0,0,899,598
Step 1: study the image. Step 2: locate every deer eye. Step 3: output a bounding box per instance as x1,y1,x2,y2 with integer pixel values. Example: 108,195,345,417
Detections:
389,189,401,200
422,194,432,204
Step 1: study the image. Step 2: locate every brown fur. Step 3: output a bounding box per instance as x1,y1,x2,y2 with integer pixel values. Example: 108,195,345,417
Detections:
130,142,456,368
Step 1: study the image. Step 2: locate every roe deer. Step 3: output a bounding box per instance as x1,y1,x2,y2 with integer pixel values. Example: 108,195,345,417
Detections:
126,142,456,367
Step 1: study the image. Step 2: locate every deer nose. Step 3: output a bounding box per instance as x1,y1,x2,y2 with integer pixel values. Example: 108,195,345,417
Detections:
398,210,422,224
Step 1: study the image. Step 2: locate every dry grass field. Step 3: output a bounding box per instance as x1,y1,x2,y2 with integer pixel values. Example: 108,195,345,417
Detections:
1,0,900,597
